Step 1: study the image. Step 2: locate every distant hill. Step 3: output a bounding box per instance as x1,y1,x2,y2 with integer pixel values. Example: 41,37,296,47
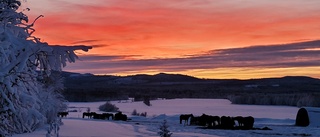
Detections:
127,73,204,82
60,71,320,107
61,71,320,89
60,71,320,83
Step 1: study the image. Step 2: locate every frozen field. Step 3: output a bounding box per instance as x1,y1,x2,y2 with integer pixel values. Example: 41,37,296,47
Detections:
13,99,320,137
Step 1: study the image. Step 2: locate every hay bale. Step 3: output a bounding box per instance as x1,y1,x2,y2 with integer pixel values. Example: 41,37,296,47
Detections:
296,107,320,127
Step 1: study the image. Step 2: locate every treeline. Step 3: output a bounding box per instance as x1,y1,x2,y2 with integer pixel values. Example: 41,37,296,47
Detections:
227,93,320,107
64,85,320,107
62,85,227,102
62,73,320,107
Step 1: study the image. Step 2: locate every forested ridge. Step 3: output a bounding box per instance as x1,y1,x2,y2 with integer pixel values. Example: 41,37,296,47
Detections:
62,72,320,107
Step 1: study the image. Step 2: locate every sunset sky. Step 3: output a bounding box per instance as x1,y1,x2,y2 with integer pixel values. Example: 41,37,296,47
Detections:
25,0,320,79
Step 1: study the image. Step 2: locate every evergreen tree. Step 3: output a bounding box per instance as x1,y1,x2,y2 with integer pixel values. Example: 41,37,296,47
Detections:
158,120,172,137
0,0,91,136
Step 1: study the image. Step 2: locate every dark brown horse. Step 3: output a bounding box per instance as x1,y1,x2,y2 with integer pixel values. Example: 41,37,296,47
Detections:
242,116,254,129
114,112,127,121
57,112,69,117
93,113,105,119
199,114,220,127
233,116,244,127
220,116,235,129
208,116,220,127
190,116,201,125
102,113,114,120
82,112,96,118
180,114,193,125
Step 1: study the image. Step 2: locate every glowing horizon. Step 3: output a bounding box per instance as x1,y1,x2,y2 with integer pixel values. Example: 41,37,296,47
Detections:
25,0,320,79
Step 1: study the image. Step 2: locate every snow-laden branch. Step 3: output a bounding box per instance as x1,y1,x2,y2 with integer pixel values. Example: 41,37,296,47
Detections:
0,0,92,135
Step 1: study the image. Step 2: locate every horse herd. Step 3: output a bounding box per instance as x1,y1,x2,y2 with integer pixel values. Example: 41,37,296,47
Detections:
58,111,254,130
57,111,128,121
180,114,255,130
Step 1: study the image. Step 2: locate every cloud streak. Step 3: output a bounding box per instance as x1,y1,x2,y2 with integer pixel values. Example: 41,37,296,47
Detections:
70,40,101,44
64,40,320,77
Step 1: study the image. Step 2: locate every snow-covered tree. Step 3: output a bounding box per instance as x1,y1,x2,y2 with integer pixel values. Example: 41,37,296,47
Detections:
0,0,91,136
158,120,172,137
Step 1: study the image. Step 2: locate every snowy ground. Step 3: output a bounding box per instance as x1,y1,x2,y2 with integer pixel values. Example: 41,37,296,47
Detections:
13,99,320,137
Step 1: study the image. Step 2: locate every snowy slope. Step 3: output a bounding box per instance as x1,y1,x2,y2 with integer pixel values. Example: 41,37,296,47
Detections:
13,99,320,137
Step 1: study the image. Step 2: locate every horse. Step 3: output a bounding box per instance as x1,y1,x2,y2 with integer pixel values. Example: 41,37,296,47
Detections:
114,112,127,121
233,116,244,127
220,116,235,129
179,114,193,126
83,112,96,118
102,113,114,120
209,115,220,127
190,116,201,125
242,116,254,129
198,114,208,126
57,112,68,117
93,113,106,119
198,114,220,127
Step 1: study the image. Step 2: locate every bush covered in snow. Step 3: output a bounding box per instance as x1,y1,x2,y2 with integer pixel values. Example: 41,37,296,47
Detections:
99,102,119,112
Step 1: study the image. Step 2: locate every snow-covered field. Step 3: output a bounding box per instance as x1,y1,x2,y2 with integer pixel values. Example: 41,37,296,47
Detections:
13,99,320,137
